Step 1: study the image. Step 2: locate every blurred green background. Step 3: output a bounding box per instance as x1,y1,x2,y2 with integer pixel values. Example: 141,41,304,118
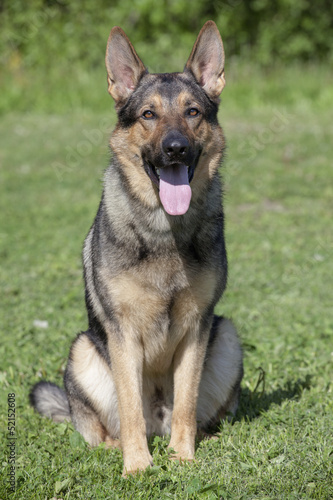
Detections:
1,0,333,113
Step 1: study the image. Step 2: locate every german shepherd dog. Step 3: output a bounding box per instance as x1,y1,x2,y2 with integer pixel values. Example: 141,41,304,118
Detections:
30,21,243,476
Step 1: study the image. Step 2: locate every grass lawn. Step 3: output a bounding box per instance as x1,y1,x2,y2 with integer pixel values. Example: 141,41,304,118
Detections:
0,64,332,499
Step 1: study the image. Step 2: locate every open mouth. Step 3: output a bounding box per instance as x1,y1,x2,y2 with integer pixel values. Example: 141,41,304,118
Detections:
145,162,195,216
147,162,195,187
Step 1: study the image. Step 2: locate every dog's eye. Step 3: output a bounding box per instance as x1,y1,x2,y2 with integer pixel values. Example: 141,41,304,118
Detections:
142,110,155,120
188,108,200,117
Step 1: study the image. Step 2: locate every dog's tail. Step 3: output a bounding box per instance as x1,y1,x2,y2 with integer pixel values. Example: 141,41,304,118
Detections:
29,381,70,423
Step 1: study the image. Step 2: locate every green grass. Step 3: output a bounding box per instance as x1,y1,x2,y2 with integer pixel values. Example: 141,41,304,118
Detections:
0,64,332,499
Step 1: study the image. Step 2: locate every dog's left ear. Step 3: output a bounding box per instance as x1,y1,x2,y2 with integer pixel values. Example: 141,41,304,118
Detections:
185,21,225,99
105,26,147,105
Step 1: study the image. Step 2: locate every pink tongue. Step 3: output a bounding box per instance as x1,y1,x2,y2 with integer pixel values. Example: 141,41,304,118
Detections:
159,164,192,216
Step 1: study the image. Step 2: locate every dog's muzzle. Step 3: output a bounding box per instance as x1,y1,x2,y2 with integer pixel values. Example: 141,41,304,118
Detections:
144,132,200,216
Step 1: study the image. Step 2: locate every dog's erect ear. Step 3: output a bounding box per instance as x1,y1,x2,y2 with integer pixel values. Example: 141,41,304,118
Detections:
105,27,147,104
185,21,225,99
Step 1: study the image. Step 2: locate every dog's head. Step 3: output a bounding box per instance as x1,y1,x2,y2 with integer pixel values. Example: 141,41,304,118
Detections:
105,21,225,216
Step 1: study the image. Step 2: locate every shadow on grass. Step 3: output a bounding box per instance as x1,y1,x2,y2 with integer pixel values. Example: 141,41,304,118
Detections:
236,373,313,422
194,375,313,447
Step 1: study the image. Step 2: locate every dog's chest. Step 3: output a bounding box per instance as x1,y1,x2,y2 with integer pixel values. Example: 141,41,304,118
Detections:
108,255,217,373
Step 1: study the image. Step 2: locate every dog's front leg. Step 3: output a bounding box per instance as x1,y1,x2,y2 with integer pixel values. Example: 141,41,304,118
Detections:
168,329,208,461
109,336,152,476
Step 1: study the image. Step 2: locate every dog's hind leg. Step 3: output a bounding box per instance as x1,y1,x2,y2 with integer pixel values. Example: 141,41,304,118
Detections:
64,332,120,448
197,316,243,429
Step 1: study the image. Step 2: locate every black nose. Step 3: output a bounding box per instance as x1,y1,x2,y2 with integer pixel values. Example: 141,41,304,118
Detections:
162,132,189,161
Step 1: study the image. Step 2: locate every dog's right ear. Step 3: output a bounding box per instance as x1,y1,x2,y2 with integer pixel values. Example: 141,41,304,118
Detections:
105,27,147,105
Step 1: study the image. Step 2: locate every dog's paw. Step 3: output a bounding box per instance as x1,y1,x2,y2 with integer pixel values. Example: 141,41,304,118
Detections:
122,453,153,477
167,441,195,463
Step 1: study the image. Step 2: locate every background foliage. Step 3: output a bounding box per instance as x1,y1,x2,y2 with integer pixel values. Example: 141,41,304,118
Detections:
1,0,333,113
2,0,333,68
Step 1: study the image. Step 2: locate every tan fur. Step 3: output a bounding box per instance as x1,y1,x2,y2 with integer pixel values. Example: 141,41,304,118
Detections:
107,337,153,475
110,131,159,210
109,272,166,330
168,332,208,460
